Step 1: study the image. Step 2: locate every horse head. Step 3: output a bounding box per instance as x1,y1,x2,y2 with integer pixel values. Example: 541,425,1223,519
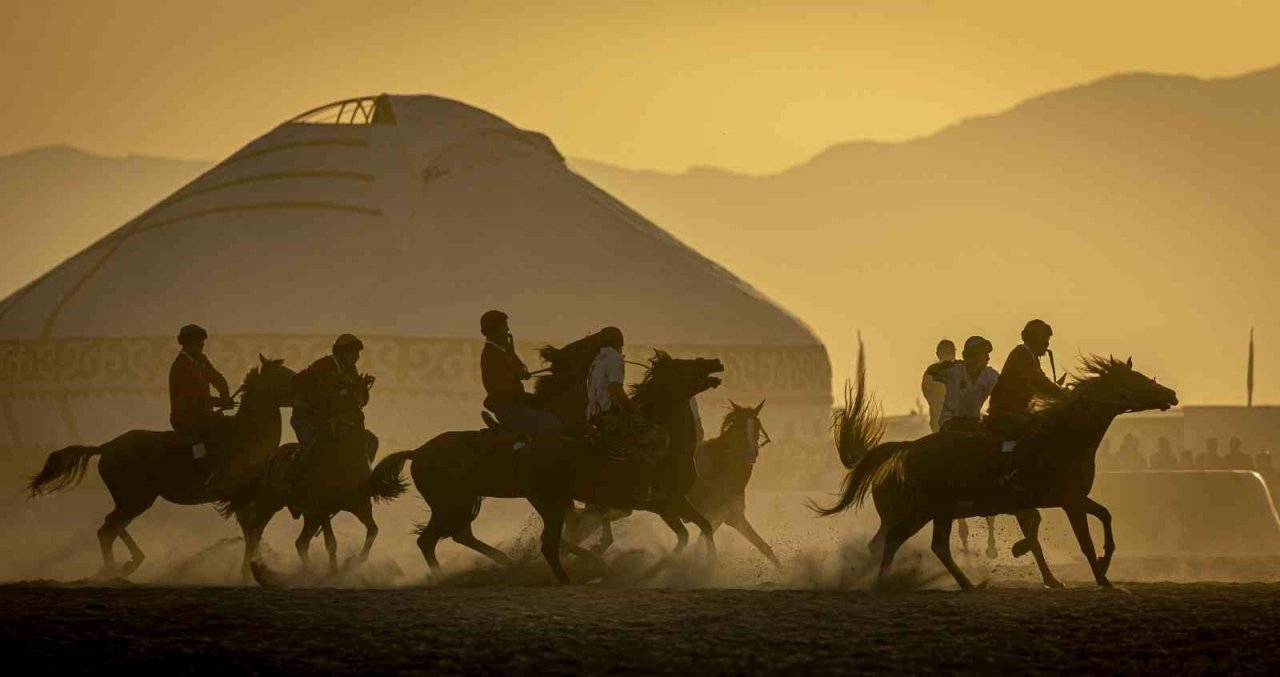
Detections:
724,399,770,461
638,350,724,403
1072,355,1178,414
245,354,296,408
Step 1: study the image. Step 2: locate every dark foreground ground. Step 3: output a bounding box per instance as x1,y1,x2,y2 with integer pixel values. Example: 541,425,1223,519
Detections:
3,582,1279,674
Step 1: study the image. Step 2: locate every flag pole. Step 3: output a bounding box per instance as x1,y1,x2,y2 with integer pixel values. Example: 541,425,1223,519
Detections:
1247,328,1255,408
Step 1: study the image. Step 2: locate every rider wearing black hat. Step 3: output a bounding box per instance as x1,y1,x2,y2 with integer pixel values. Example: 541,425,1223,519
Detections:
169,324,233,473
287,334,376,485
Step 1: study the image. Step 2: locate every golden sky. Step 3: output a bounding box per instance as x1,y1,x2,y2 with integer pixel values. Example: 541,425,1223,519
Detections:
2,0,1277,173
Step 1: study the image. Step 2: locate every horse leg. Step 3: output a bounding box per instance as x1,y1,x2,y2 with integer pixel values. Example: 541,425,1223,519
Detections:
957,518,970,552
985,515,999,559
1012,509,1063,588
659,511,690,556
415,513,448,576
930,516,974,590
1064,502,1111,588
724,511,781,568
96,496,155,578
321,517,339,575
349,500,379,566
452,523,515,568
675,497,717,560
879,514,929,584
295,515,324,573
530,497,571,584
1082,497,1116,577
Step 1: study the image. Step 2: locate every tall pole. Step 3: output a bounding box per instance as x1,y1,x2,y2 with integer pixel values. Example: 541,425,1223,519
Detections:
1247,327,1255,408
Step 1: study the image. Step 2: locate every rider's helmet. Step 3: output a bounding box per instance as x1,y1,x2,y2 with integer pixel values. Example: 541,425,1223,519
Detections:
178,324,208,346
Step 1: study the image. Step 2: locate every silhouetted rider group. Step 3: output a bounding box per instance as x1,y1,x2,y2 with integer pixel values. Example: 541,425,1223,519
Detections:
923,319,1066,487
167,310,662,493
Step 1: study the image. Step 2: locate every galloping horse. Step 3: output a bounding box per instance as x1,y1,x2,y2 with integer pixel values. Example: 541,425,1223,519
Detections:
27,356,295,578
369,349,724,583
221,420,401,581
817,354,1177,589
585,400,782,568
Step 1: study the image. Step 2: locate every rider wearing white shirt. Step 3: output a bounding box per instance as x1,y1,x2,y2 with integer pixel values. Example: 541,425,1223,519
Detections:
925,336,998,433
586,327,629,419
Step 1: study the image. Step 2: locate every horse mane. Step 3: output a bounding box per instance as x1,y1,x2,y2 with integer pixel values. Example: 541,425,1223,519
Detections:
1029,354,1127,418
532,332,609,400
628,350,670,405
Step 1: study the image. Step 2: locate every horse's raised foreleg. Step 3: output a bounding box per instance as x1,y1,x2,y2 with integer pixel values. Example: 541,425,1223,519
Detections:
1012,509,1063,588
724,511,781,568
321,517,339,574
930,516,974,589
1063,502,1111,587
1082,497,1116,577
957,518,971,552
416,513,447,575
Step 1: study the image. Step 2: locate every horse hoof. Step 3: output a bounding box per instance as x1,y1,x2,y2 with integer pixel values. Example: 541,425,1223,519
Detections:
119,560,142,578
1044,578,1065,589
1010,539,1032,559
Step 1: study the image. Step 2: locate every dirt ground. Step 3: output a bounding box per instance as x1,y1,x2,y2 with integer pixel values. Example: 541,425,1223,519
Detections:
4,581,1280,674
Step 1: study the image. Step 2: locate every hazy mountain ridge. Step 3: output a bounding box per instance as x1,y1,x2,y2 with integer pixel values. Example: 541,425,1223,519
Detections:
3,66,1279,408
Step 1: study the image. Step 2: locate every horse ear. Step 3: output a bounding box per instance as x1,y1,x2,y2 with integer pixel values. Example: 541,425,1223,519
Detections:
755,400,766,415
1126,356,1133,369
259,353,268,366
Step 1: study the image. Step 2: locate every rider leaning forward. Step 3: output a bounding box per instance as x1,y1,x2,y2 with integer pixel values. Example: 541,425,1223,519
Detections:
286,334,375,486
987,319,1065,486
168,324,233,475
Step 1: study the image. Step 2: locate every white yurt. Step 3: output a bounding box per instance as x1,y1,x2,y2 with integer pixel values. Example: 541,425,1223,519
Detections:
0,95,831,481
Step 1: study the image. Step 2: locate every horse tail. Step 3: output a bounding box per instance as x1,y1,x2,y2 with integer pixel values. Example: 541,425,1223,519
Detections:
28,445,102,497
368,449,418,503
811,336,903,516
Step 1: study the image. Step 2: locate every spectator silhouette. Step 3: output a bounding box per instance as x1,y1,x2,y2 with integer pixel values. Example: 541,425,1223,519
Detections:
1224,437,1253,470
1195,437,1224,470
1095,438,1118,471
1115,433,1147,470
1149,436,1179,470
1179,446,1194,469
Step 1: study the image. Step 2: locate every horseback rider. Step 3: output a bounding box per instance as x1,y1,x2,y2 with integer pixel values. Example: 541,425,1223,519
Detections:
922,339,956,433
924,336,998,434
286,334,375,486
169,324,234,475
480,310,561,447
586,326,631,420
585,327,664,504
987,320,1065,486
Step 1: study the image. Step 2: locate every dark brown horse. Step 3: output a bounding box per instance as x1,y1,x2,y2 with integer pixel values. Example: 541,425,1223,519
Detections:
369,349,724,583
222,421,401,582
817,354,1177,589
27,356,295,578
584,400,781,568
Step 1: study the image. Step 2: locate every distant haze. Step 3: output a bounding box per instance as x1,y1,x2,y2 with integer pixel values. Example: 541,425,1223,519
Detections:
2,1,1279,174
2,66,1277,413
